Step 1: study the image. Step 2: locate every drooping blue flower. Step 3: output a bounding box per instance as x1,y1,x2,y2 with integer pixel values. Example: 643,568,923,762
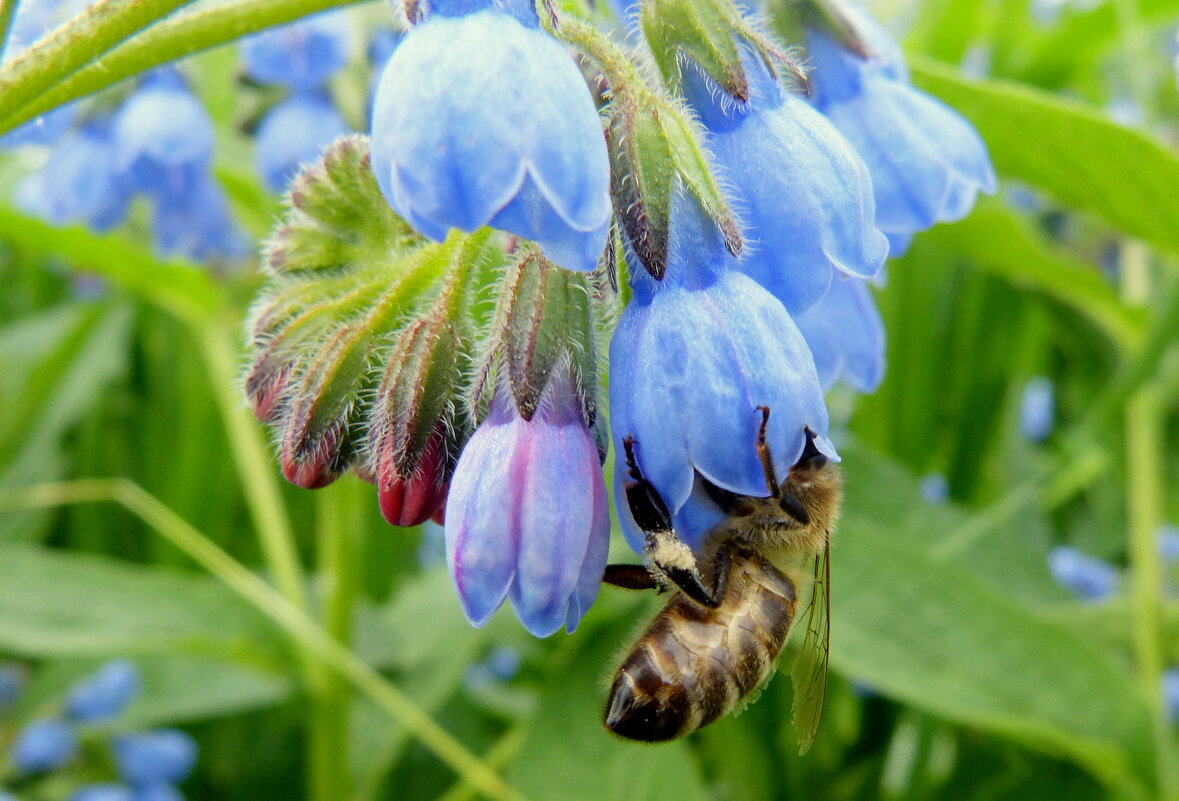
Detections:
112,70,213,201
370,0,611,272
131,785,184,801
918,472,949,504
1048,546,1118,602
1159,525,1179,563
64,660,141,722
240,10,354,91
256,92,350,192
805,8,997,255
680,43,887,315
12,718,78,772
0,663,27,709
114,729,198,786
1019,376,1054,441
795,273,884,393
445,365,609,637
67,785,135,801
1164,669,1179,724
151,176,247,262
16,124,130,231
610,188,835,551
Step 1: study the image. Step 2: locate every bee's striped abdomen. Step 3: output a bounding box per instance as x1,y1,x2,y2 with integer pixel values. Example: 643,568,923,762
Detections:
604,552,797,742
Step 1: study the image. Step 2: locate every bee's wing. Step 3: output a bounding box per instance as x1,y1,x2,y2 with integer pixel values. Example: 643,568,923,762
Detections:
790,538,830,755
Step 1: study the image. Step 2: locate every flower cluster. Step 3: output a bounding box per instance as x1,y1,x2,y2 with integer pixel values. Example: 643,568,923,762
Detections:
6,0,246,264
246,0,995,636
1,661,199,801
241,11,355,192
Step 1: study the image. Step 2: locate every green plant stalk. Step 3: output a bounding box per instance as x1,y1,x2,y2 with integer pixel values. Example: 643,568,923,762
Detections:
0,0,18,60
0,0,363,136
0,480,528,801
437,725,527,801
195,318,309,616
309,480,364,801
1120,241,1174,801
0,0,198,128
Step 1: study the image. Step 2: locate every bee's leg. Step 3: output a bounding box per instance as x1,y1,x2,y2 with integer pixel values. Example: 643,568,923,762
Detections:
755,406,781,499
759,410,812,526
622,437,721,608
602,564,661,592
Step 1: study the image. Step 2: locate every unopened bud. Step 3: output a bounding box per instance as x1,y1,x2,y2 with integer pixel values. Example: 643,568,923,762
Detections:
279,327,375,489
378,424,450,527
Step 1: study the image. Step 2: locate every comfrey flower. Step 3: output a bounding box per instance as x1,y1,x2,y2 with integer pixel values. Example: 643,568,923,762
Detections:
680,42,886,315
1019,376,1054,441
152,175,247,262
16,123,130,231
369,0,612,272
113,729,198,786
1048,546,1118,602
445,365,609,637
610,188,835,551
65,660,141,722
795,273,884,392
12,718,79,772
1164,669,1179,724
804,6,997,255
255,92,350,192
240,10,354,91
112,71,213,201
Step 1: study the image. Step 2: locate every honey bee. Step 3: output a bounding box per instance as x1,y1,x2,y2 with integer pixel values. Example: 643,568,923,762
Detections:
602,407,840,750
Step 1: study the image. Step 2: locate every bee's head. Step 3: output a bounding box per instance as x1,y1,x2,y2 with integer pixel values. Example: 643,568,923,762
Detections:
782,428,843,532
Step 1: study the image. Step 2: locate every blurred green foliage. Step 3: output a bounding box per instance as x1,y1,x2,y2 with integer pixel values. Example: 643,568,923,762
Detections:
2,0,1179,799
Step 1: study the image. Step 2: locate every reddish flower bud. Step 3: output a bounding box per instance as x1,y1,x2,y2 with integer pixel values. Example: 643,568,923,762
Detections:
378,425,449,527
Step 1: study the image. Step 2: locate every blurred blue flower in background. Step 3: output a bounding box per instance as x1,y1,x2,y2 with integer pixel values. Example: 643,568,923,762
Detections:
1048,546,1119,602
1158,524,1179,562
16,123,130,231
68,785,135,801
680,42,886,315
255,92,350,192
132,785,185,801
805,6,996,255
369,0,612,272
240,10,354,91
114,729,198,786
65,660,141,722
113,70,213,201
12,718,79,772
610,188,834,551
919,472,949,504
795,274,885,392
152,176,247,262
1164,669,1179,724
1020,376,1055,441
445,367,609,637
0,663,27,709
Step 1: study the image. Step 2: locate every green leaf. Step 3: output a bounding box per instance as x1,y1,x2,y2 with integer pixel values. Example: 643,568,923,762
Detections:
921,200,1145,351
833,445,1156,798
910,58,1179,259
0,206,224,321
0,543,288,670
0,304,131,540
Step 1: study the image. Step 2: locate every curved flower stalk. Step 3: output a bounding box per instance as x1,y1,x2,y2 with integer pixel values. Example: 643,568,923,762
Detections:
795,273,884,393
680,41,887,315
610,187,835,551
804,5,997,254
369,0,612,273
445,365,609,636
